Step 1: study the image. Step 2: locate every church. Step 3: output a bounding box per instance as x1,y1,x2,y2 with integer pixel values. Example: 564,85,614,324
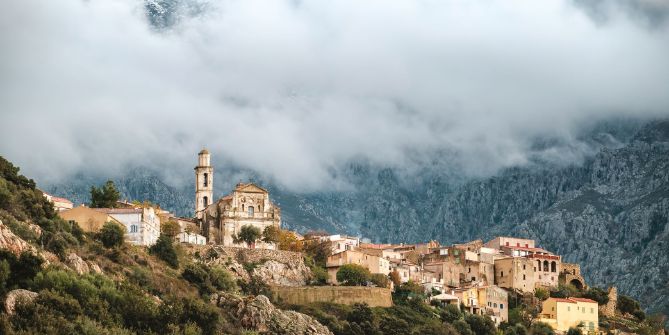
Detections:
194,149,282,248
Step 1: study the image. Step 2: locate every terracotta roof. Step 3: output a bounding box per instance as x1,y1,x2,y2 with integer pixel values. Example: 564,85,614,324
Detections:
568,298,598,303
94,208,143,214
551,298,597,304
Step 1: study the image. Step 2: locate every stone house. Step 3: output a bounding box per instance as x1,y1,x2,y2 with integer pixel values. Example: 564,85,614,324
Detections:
494,257,536,293
538,297,598,333
326,249,391,284
485,237,535,250
390,259,421,283
320,234,359,254
479,285,509,325
529,253,561,288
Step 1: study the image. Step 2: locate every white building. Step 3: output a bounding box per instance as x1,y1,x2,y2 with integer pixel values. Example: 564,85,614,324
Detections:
320,234,360,254
177,232,207,245
98,207,160,246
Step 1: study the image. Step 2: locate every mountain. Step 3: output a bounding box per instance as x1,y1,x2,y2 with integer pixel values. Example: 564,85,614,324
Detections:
44,119,669,317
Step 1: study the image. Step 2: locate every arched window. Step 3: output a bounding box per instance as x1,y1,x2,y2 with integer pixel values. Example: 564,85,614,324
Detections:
131,225,138,233
551,261,557,272
248,206,254,216
543,260,549,272
537,260,541,269
203,196,208,208
203,173,208,187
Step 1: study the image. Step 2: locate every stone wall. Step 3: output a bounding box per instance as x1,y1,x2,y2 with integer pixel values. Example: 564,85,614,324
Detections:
560,263,587,289
600,286,618,317
270,286,393,307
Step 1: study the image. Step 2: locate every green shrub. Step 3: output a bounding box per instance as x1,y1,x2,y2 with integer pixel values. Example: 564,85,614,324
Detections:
209,266,236,292
529,322,554,335
370,273,390,288
534,288,549,301
336,264,370,286
439,304,462,323
582,287,609,305
150,234,179,268
464,313,496,335
98,222,125,248
566,327,582,335
453,319,474,335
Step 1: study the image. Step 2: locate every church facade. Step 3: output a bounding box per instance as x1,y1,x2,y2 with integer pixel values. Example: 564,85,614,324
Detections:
194,150,281,248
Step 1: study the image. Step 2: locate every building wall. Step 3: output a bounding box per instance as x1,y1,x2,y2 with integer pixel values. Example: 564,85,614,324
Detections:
480,286,508,324
485,237,535,250
326,250,390,284
59,207,112,233
494,257,535,293
532,256,561,288
540,299,598,333
271,286,392,307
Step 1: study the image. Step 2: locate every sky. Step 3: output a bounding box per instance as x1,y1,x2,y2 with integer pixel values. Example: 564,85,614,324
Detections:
1,0,668,191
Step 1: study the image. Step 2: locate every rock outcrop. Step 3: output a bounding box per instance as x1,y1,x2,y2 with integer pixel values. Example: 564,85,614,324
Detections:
0,220,35,255
203,247,311,286
66,253,90,274
213,293,333,335
4,289,38,315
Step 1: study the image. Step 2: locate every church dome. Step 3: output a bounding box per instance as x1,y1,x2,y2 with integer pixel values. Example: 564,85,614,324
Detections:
199,148,210,155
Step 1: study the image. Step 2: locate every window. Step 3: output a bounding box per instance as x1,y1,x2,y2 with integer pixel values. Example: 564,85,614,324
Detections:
589,322,594,330
500,271,504,277
505,242,509,246
500,304,504,309
523,264,526,270
248,206,254,216
203,196,208,208
590,308,594,313
131,225,138,233
523,274,526,280
517,243,520,247
468,267,471,273
203,173,208,187
567,306,570,311
494,303,497,308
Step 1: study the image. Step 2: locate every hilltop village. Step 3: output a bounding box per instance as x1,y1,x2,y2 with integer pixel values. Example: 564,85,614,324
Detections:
24,150,657,335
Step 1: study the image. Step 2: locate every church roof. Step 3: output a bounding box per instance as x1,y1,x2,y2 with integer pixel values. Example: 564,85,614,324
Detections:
235,182,268,194
198,148,209,155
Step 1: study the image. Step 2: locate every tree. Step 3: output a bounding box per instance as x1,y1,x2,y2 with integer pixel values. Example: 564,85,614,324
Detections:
453,319,474,335
303,240,331,267
566,327,582,335
534,288,549,301
149,234,179,268
336,264,371,286
98,222,125,248
389,270,401,287
277,229,302,251
162,220,181,238
529,322,554,335
233,225,262,248
90,180,120,208
465,314,496,335
262,225,280,244
440,304,463,323
618,295,641,315
370,273,390,288
415,322,460,335
582,287,609,305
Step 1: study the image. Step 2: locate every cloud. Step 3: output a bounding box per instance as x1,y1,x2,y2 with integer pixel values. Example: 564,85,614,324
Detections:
1,0,668,191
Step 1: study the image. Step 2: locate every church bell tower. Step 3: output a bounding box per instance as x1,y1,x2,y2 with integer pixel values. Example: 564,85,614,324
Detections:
195,149,213,218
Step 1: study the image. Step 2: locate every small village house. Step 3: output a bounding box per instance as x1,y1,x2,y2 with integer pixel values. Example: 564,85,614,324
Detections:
538,297,599,333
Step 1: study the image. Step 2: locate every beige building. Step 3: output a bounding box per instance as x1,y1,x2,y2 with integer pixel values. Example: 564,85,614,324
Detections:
326,249,391,284
538,297,598,333
494,257,535,293
479,286,508,325
530,253,561,288
485,237,535,250
59,205,122,232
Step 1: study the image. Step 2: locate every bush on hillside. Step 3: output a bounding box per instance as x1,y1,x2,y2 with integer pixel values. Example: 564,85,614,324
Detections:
150,234,179,268
98,222,125,248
